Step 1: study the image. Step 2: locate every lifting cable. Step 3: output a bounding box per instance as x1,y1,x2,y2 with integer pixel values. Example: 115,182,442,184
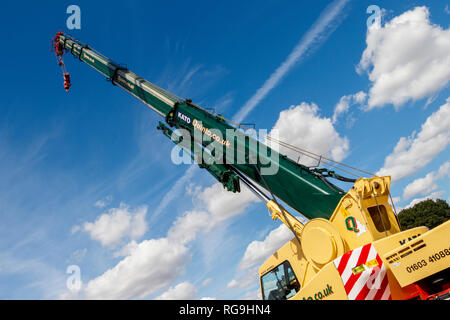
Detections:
265,135,374,178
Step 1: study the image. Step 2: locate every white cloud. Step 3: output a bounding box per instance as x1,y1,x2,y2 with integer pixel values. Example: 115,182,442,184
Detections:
168,183,258,245
167,210,210,244
227,266,260,293
437,162,450,178
332,91,367,124
391,196,401,204
233,0,350,123
196,183,259,225
84,238,190,299
82,203,148,247
377,99,450,180
404,191,445,210
94,195,113,208
71,225,81,234
239,224,293,271
155,282,197,300
358,6,450,109
200,296,216,300
402,161,450,200
227,279,239,289
78,182,259,299
202,278,212,287
113,240,139,258
269,102,350,166
402,173,437,200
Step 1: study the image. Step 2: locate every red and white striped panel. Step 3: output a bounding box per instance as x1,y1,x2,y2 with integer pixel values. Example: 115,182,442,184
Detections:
333,243,391,300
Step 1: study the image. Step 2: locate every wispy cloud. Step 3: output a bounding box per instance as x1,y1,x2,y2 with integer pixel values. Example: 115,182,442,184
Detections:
148,165,198,225
0,252,67,299
233,0,350,123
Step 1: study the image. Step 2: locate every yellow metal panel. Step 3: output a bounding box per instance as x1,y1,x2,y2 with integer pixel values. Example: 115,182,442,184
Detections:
373,226,428,257
383,220,450,287
292,263,348,300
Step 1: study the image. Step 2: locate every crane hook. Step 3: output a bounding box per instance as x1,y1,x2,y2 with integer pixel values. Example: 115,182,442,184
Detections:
52,31,71,92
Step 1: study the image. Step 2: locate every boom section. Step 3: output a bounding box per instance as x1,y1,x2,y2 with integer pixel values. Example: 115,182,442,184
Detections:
57,34,176,117
164,101,345,219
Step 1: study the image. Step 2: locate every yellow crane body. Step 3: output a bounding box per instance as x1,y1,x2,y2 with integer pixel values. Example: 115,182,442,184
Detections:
259,176,450,300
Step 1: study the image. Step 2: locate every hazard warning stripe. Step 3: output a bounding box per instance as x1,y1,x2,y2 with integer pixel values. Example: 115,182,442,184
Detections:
333,243,392,300
344,244,372,295
347,245,378,299
339,246,363,284
336,250,351,275
354,253,381,300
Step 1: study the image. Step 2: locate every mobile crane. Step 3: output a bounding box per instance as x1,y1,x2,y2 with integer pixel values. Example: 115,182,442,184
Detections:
52,32,450,300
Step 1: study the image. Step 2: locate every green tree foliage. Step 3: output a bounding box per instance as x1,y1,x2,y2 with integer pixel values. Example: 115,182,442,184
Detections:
398,199,450,230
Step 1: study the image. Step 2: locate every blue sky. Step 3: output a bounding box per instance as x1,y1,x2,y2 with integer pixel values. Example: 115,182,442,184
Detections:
0,0,449,299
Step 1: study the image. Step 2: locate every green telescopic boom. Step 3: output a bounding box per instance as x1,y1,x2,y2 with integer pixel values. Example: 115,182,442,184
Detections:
53,32,347,220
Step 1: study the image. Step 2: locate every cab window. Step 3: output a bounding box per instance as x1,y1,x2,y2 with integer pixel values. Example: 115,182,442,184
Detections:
261,261,300,300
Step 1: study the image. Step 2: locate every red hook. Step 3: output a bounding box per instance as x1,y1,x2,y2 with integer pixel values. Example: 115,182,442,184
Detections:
52,31,71,92
63,72,71,92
